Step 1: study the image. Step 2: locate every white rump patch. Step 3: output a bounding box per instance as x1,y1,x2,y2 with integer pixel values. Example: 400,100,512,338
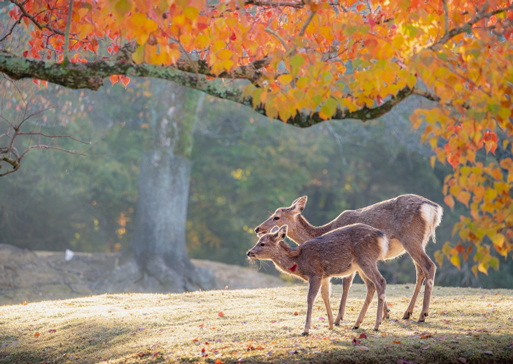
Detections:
420,204,443,246
378,235,389,260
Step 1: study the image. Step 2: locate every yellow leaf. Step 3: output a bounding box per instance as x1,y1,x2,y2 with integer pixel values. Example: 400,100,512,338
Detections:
450,254,460,270
430,155,436,169
489,233,505,248
242,84,255,99
296,77,308,89
212,40,226,52
406,74,416,88
217,49,232,60
132,45,145,64
278,74,292,85
222,59,234,70
184,6,199,20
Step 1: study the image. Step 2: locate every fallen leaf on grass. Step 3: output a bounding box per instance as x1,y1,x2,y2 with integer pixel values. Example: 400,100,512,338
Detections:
352,337,361,345
294,312,299,316
34,332,40,338
192,338,199,342
358,346,369,351
381,333,387,337
397,360,417,364
359,333,367,339
255,346,264,350
458,358,467,363
484,351,493,355
136,351,151,357
218,312,225,317
215,360,224,364
319,317,325,320
198,324,204,328
420,334,432,339
22,301,28,306
422,346,430,350
393,340,402,344
48,329,56,333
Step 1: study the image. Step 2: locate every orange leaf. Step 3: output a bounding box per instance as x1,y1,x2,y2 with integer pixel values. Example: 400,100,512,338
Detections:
22,301,28,306
294,312,299,315
218,312,225,317
34,332,40,338
444,195,455,209
215,360,224,364
393,340,401,343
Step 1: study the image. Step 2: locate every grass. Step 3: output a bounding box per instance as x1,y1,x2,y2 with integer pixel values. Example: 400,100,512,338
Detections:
1,284,513,363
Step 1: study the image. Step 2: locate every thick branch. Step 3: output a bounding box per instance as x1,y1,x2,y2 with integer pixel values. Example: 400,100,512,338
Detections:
0,50,423,127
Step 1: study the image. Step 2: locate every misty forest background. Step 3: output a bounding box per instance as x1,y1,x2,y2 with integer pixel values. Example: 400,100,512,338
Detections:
1,76,512,290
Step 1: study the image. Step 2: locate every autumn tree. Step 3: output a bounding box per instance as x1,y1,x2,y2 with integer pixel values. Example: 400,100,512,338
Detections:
1,0,512,274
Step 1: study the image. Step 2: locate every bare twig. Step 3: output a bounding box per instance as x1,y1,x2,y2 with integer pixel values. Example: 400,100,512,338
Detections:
0,16,24,43
17,132,91,144
265,28,288,49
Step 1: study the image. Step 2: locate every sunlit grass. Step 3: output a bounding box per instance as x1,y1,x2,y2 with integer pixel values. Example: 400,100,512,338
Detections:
1,285,512,363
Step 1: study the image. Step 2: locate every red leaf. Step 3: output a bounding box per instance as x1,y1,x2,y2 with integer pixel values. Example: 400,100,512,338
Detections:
218,312,225,317
359,333,367,339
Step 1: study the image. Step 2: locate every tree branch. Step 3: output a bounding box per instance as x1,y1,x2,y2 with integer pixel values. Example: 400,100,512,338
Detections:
0,50,425,127
9,0,66,36
430,3,513,48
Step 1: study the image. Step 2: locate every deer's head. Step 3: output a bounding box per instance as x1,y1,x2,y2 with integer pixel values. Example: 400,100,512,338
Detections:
254,196,307,237
247,225,288,260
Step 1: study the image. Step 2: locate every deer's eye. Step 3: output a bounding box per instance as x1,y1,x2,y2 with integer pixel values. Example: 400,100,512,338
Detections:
260,243,265,246
273,216,280,221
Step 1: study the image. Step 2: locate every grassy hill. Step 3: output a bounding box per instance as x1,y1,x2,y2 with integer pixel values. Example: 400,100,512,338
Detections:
1,284,512,363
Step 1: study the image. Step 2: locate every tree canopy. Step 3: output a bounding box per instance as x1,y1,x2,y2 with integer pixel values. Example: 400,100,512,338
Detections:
1,0,513,273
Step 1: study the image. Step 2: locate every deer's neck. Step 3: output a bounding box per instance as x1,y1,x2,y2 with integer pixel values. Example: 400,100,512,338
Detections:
289,215,336,244
270,244,301,276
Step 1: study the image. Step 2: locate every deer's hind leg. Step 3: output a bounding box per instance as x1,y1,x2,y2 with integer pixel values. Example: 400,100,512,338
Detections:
356,262,387,331
321,278,334,329
334,272,356,326
402,261,426,320
352,271,376,329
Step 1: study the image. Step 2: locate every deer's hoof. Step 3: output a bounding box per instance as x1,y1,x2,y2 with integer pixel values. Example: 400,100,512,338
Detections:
418,319,425,323
352,326,359,330
402,312,412,320
301,332,309,337
334,322,340,326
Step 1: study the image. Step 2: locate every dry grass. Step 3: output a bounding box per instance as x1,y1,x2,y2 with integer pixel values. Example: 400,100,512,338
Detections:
1,284,513,363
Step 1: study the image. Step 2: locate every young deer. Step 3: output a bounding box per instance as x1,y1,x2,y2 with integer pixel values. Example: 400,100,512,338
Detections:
254,194,443,323
247,224,388,335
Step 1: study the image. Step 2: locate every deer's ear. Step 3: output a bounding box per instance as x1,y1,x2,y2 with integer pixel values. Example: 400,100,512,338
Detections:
291,196,307,214
278,225,288,240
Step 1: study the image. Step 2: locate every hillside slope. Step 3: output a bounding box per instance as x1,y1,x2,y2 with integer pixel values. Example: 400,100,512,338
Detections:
1,285,512,363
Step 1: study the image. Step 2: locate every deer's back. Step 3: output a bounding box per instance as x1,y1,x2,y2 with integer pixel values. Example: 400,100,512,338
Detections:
333,194,438,240
298,223,384,277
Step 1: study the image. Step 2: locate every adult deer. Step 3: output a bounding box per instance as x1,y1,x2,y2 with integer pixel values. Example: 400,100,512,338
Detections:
247,224,388,335
254,194,443,323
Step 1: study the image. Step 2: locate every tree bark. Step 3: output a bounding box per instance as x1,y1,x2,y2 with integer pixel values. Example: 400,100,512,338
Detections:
102,82,215,293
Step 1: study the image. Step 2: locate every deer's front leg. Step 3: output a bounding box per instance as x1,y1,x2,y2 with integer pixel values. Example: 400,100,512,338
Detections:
303,276,322,336
320,278,334,329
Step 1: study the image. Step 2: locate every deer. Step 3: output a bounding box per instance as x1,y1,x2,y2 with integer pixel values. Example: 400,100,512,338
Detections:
247,224,388,335
254,194,443,324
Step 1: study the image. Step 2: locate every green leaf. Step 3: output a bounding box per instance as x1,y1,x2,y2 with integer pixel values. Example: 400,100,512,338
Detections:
290,55,305,68
489,257,499,271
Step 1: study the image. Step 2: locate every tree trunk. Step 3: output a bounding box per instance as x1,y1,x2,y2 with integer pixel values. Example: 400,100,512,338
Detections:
101,82,214,293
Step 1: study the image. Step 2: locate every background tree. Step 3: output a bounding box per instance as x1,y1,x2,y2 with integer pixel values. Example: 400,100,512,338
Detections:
1,0,512,273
